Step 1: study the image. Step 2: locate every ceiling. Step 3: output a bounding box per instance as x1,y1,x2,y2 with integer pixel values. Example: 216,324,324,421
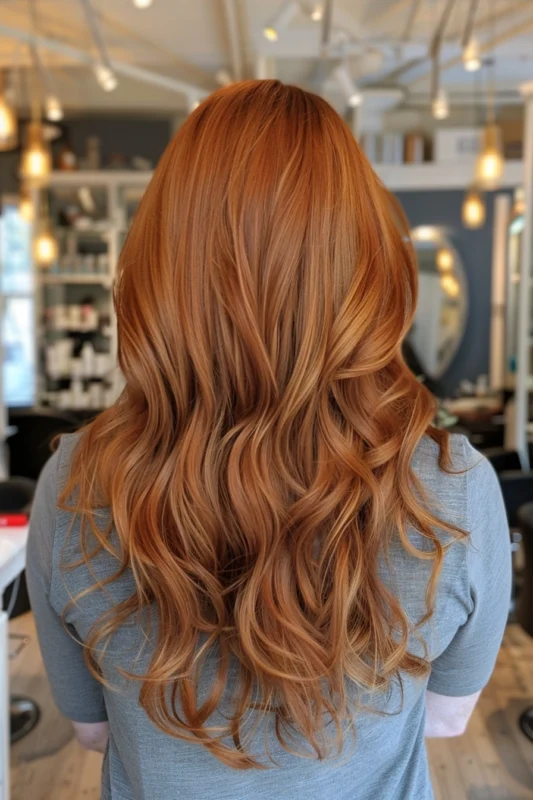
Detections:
0,0,532,114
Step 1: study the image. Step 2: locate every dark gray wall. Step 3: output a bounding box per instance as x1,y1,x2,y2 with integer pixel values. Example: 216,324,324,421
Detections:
51,116,171,169
1,116,172,199
396,189,510,396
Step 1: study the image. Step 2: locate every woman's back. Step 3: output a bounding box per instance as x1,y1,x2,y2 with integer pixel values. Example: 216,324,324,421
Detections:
28,432,509,800
26,81,511,799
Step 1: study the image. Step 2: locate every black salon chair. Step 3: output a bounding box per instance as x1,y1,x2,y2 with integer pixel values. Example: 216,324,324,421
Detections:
5,408,79,619
515,503,533,741
0,478,41,744
7,407,79,481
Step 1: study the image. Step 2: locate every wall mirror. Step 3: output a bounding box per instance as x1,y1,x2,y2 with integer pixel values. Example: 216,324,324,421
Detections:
407,226,468,380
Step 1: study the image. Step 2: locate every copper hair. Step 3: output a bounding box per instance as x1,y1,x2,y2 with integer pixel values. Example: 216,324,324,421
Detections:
60,80,465,767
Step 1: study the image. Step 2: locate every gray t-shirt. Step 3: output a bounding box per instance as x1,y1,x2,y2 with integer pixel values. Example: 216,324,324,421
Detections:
26,433,511,800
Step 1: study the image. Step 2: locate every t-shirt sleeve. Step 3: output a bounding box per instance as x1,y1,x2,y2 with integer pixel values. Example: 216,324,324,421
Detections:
25,442,108,723
427,445,512,696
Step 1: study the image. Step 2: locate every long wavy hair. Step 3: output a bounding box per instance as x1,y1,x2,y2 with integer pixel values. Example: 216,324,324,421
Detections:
60,80,465,767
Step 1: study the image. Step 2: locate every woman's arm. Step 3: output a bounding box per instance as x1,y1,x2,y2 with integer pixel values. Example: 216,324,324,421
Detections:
72,721,109,753
425,690,481,738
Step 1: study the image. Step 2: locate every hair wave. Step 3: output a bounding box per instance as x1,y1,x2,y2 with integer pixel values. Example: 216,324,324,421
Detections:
60,80,465,767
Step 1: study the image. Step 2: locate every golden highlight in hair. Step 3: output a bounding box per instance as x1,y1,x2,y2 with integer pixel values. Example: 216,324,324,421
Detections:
60,80,465,767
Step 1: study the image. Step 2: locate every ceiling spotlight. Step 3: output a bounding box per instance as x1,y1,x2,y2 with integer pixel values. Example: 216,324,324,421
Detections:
310,4,323,21
94,63,118,92
333,65,362,108
463,37,481,72
216,69,233,87
45,95,63,122
432,88,449,120
263,1,300,42
133,0,153,6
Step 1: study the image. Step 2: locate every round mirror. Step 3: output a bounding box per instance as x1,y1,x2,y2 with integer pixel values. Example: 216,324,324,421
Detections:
407,227,468,381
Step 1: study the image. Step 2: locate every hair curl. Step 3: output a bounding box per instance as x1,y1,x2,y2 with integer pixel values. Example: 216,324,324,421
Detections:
60,80,465,768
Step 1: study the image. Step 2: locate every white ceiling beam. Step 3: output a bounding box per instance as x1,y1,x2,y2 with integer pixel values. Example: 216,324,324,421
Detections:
0,23,212,98
408,12,533,88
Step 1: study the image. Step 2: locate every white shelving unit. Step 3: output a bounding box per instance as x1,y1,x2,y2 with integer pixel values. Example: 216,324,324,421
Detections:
374,159,523,191
35,170,153,413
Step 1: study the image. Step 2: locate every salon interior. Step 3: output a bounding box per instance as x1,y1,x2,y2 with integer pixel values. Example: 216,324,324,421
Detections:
1,0,533,797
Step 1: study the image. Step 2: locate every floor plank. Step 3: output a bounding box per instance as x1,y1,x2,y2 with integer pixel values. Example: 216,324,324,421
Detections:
9,614,533,799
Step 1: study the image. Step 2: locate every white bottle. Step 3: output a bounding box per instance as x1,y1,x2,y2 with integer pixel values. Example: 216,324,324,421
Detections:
80,342,95,378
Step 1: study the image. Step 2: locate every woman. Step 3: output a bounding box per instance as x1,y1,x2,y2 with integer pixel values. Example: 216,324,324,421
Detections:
27,81,511,800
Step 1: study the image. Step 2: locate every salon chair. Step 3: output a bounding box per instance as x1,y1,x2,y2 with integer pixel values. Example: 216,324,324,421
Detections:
0,477,41,744
515,503,533,741
7,407,79,481
5,408,79,619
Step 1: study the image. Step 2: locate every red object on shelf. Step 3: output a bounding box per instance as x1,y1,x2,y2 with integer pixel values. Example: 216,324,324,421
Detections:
0,514,29,527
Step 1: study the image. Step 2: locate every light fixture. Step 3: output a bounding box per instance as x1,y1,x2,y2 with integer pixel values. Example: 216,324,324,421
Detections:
45,94,63,122
0,73,18,152
411,226,439,242
462,186,486,229
514,187,526,217
133,0,153,6
436,248,454,272
310,4,323,21
463,37,481,72
20,121,52,188
333,64,362,108
440,274,460,298
475,123,504,190
93,63,118,92
34,229,58,268
215,69,233,86
432,88,449,120
263,1,300,41
19,185,34,222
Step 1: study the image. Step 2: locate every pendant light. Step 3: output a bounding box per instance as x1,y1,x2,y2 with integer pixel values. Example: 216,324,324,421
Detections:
0,72,18,152
462,186,486,228
475,123,504,190
34,229,58,267
20,120,52,188
463,38,481,72
34,190,58,268
19,184,34,222
133,0,153,6
45,94,63,122
436,248,454,272
474,47,503,190
432,88,450,120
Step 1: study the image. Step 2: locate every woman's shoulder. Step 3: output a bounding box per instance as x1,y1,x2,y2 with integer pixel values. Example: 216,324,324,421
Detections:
413,432,503,536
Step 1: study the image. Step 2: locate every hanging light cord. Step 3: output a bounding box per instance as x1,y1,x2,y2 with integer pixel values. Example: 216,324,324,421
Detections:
320,0,334,58
461,0,480,48
402,0,423,43
27,0,41,122
78,0,114,72
429,0,458,102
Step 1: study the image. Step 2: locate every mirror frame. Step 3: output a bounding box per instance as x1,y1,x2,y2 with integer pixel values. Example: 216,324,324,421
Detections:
410,226,469,380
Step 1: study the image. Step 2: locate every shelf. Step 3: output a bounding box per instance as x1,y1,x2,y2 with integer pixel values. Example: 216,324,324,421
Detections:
373,160,523,191
44,327,103,335
55,227,111,237
48,170,153,187
41,274,112,287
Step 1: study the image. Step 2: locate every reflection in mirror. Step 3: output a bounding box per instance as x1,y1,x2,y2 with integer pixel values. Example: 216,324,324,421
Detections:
407,227,468,382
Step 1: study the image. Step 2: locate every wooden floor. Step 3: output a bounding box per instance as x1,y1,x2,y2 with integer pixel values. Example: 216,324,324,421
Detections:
8,613,533,799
